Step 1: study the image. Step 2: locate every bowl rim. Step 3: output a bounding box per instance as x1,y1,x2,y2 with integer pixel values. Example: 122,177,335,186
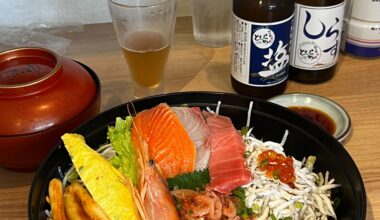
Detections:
268,92,352,144
0,47,62,89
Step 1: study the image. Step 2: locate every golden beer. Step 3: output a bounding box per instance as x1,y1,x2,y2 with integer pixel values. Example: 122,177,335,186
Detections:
122,30,170,88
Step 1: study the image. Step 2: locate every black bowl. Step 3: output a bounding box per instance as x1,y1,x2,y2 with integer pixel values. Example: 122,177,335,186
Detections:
28,92,366,220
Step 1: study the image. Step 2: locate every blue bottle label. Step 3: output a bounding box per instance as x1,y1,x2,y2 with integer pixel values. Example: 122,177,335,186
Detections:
232,14,293,87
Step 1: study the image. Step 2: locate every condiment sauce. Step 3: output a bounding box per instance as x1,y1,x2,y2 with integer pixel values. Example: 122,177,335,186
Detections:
289,106,336,135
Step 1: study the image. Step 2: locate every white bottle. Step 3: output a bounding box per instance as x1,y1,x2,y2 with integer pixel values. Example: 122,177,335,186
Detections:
341,0,380,57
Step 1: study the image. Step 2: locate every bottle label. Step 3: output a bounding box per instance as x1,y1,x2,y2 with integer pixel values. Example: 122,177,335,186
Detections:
231,14,293,87
289,2,346,70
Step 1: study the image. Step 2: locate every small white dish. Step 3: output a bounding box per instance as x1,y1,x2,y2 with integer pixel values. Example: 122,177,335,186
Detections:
269,93,352,144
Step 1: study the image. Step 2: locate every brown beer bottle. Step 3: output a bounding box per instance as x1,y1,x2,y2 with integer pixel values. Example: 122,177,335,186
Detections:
289,0,346,83
231,0,294,98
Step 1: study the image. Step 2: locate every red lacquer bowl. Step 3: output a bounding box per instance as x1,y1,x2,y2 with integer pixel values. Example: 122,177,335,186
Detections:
0,47,101,171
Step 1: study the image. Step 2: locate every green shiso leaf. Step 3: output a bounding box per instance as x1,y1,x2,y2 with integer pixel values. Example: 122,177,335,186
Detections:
167,169,210,191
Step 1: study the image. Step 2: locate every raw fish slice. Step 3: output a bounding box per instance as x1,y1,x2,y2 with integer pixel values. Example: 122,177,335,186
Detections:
171,107,210,170
171,107,209,149
209,175,252,194
193,145,211,171
132,103,196,179
209,158,246,171
211,167,250,178
204,112,252,194
208,132,246,153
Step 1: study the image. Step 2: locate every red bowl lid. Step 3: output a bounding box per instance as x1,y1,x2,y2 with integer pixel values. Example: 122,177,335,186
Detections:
0,47,98,136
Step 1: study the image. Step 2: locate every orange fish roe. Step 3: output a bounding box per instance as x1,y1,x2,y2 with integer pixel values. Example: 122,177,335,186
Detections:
257,150,295,187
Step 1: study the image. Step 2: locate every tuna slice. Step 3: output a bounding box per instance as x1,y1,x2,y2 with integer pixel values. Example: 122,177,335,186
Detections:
205,112,252,194
131,103,196,179
171,107,211,170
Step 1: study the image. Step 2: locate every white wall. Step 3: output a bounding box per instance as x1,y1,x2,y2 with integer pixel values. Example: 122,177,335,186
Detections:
0,0,191,28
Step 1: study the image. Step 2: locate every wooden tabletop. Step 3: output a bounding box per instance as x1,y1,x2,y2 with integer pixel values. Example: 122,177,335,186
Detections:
1,16,380,219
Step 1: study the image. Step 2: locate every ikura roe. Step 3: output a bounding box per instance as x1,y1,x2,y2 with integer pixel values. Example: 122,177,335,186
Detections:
257,150,295,186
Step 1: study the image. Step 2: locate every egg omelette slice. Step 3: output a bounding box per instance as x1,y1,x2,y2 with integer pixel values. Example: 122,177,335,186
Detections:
61,133,140,220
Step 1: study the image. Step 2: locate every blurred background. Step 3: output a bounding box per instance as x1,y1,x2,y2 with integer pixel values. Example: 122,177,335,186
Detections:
0,0,191,28
0,0,191,55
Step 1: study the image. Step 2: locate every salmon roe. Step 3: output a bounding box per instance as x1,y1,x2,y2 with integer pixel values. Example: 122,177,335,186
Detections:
257,150,295,186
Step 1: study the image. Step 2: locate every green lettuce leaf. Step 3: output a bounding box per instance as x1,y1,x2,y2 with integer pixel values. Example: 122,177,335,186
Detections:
107,116,139,187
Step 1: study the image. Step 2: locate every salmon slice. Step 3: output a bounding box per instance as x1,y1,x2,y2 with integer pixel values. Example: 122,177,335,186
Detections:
131,103,196,179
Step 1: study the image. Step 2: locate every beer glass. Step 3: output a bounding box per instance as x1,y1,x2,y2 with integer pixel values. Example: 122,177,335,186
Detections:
108,0,176,98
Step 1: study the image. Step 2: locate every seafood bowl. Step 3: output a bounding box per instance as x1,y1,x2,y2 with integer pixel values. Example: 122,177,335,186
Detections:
28,92,366,219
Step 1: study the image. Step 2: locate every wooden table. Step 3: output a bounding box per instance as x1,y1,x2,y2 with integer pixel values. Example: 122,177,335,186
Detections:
1,16,379,219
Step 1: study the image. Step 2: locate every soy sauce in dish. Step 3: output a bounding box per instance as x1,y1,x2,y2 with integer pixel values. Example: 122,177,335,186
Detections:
289,106,336,135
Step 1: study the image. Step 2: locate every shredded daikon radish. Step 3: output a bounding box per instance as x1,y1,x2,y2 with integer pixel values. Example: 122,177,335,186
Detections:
243,132,340,220
206,101,220,114
246,101,254,128
215,101,221,115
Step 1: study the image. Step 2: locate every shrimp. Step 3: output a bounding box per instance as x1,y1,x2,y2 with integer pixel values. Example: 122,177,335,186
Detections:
222,196,237,218
132,134,180,220
171,189,238,220
210,191,222,219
